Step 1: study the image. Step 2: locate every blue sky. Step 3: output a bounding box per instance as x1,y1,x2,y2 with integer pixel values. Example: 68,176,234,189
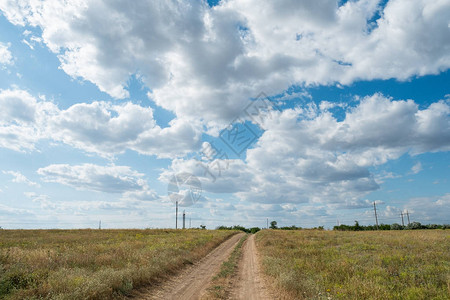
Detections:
0,0,449,229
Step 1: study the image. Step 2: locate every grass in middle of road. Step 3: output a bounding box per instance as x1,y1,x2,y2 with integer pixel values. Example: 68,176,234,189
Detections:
203,234,248,299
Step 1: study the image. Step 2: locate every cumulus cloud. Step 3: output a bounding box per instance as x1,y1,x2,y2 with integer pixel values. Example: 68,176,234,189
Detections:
48,101,200,158
0,42,13,65
0,89,200,157
242,94,450,203
379,194,450,224
0,89,55,152
1,1,449,225
163,94,450,205
1,0,449,126
160,157,256,194
37,163,154,196
3,170,40,187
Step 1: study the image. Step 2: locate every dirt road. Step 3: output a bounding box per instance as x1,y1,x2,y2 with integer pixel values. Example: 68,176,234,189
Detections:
136,232,244,300
229,234,272,300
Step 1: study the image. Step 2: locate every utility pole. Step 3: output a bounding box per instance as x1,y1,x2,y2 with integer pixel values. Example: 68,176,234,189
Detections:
183,210,186,229
406,211,410,225
175,201,178,229
189,217,191,229
400,212,405,227
99,220,101,230
267,218,269,229
373,202,379,230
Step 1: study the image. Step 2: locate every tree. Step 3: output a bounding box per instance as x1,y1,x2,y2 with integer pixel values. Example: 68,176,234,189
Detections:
407,222,422,230
354,221,362,231
250,227,261,234
390,223,403,230
270,220,278,229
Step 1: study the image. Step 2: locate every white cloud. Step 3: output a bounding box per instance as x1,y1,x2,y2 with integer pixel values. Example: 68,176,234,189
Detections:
374,171,401,184
162,94,450,205
241,94,450,203
411,162,423,174
0,203,33,216
1,1,449,225
25,191,147,212
159,158,256,194
0,42,13,65
0,89,42,123
37,163,155,196
3,170,40,187
379,194,450,224
0,89,200,157
121,189,159,202
1,0,449,126
24,191,49,203
0,89,57,152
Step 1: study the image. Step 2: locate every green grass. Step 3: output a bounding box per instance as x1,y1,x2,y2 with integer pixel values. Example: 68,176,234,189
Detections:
0,229,237,299
203,234,248,299
256,230,450,300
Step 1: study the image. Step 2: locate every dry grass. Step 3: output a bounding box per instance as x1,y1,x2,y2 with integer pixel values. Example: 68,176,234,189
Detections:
255,230,450,300
0,229,237,299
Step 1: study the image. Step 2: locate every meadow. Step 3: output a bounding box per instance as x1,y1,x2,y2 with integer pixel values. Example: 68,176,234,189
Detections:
0,229,237,299
256,230,449,300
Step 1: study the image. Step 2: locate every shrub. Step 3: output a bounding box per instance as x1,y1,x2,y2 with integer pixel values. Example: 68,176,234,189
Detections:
390,223,403,230
407,222,423,230
250,227,261,234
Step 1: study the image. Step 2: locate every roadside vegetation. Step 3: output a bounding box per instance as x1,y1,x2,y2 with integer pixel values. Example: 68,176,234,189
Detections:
217,225,260,234
215,222,322,233
203,234,248,299
334,221,450,231
256,230,449,299
0,229,237,299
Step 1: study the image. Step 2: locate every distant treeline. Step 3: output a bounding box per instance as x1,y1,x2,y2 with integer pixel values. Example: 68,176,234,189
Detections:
333,221,450,231
216,221,450,233
216,225,261,234
216,223,324,233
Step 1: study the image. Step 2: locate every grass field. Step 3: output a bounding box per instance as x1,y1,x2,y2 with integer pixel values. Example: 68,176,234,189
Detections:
0,229,237,299
256,230,450,300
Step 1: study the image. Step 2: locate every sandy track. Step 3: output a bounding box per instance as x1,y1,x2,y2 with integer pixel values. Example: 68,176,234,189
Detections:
135,232,244,300
230,234,272,300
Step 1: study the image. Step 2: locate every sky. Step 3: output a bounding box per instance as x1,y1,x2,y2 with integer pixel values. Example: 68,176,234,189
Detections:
0,0,449,229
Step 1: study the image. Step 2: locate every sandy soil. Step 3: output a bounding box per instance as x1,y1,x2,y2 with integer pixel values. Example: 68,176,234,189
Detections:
135,232,245,300
229,234,272,300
